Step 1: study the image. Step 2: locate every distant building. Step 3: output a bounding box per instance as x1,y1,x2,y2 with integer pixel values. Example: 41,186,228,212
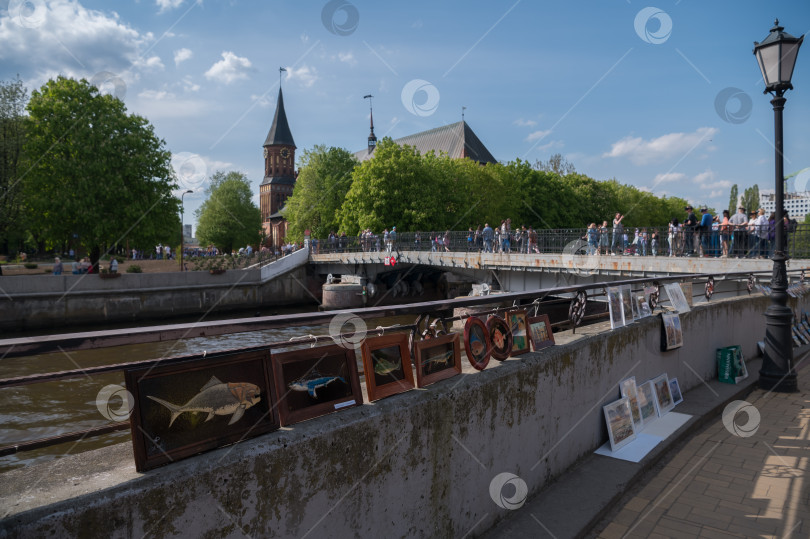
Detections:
183,224,193,240
354,120,497,164
761,191,810,220
260,88,297,248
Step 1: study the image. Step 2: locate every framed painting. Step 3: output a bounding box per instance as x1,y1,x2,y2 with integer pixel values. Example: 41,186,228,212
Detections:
486,315,513,361
619,377,643,430
603,397,637,452
607,287,625,330
360,333,415,402
652,373,675,417
661,312,683,351
680,282,694,307
125,348,278,472
639,301,653,318
506,309,530,355
664,283,691,314
637,380,659,427
620,285,636,324
463,316,491,371
414,333,462,387
272,344,363,427
669,377,683,406
528,314,555,352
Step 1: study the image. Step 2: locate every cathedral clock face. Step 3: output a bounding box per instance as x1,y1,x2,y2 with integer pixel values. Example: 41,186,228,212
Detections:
280,148,290,159
263,147,268,158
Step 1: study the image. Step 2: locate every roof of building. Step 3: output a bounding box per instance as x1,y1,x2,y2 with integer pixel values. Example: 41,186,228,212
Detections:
263,88,296,148
354,121,496,164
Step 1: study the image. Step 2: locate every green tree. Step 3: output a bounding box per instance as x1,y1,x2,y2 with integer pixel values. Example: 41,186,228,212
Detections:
728,184,739,214
534,153,576,176
0,76,28,255
740,184,760,214
284,145,357,241
23,76,179,263
196,171,261,253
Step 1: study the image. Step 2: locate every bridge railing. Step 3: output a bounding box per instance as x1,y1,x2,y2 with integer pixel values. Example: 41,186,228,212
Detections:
311,223,810,259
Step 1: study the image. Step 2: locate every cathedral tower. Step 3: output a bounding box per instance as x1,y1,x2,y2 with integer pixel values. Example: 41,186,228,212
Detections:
260,87,296,223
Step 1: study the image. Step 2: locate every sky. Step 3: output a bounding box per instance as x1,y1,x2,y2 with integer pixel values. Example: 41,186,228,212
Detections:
2,0,809,231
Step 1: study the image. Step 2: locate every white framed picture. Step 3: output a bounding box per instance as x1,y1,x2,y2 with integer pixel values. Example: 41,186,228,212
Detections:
669,377,683,406
619,377,643,430
620,285,636,324
603,397,637,452
661,312,684,351
664,283,691,314
637,380,659,427
652,373,675,417
607,287,625,330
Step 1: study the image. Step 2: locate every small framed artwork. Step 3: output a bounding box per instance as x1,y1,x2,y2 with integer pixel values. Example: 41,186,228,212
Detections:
272,344,363,427
603,397,637,452
528,314,555,351
664,283,691,313
680,282,693,307
506,309,530,355
669,377,683,406
607,287,625,330
486,315,513,361
652,373,675,417
620,285,636,324
125,348,278,472
639,301,653,318
661,312,684,351
637,380,659,427
360,333,415,402
463,316,491,371
414,333,462,387
619,377,643,430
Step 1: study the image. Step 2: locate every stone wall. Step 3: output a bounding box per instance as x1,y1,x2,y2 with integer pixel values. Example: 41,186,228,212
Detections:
0,294,796,538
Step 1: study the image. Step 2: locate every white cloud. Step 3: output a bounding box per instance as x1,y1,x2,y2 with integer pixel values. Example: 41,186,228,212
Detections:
205,51,252,84
156,0,184,13
250,94,272,108
338,52,356,66
526,129,551,142
652,172,686,184
692,169,731,190
514,118,538,127
638,186,652,192
603,127,718,165
285,65,318,88
134,55,164,70
181,76,199,92
138,89,175,100
300,33,309,44
132,89,208,119
708,190,723,198
174,48,193,66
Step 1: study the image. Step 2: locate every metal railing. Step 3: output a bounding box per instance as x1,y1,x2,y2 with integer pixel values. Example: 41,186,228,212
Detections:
0,267,797,462
310,223,810,259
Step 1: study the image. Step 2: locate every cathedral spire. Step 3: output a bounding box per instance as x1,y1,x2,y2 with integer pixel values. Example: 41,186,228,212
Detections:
364,94,376,152
264,87,296,147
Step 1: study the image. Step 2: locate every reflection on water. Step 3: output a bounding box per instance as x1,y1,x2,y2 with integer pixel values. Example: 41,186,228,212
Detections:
0,309,416,473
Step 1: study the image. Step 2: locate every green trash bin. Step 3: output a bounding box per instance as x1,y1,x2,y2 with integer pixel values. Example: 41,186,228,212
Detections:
717,345,748,384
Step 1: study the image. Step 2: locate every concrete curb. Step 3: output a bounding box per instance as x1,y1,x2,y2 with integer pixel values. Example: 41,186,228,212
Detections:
482,357,766,539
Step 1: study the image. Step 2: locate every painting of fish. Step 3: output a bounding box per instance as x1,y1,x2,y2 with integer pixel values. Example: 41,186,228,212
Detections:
147,375,261,428
421,349,453,372
288,373,346,399
373,356,402,376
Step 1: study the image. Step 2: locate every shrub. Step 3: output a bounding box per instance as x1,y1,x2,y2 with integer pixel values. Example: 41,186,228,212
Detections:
126,265,142,273
24,263,38,269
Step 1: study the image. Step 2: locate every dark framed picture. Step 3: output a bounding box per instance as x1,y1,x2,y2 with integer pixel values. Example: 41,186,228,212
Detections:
506,309,530,355
464,316,491,371
527,314,555,351
661,312,683,351
360,333,415,401
414,333,462,387
486,315,513,361
272,344,363,426
125,348,278,472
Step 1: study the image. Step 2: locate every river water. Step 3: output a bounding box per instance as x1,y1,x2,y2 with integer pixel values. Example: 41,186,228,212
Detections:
0,306,417,473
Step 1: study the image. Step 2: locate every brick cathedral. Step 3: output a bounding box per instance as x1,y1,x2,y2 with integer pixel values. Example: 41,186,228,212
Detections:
259,87,296,249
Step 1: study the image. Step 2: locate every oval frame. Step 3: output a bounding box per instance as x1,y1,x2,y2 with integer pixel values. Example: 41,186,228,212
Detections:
463,316,491,370
486,315,513,361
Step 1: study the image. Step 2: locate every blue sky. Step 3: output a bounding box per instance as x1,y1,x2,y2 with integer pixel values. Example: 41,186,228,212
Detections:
2,0,809,229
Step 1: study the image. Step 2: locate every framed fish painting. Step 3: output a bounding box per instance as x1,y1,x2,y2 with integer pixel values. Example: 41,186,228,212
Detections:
463,316,491,371
486,315,513,361
271,344,363,427
527,315,555,352
414,333,462,387
125,348,278,472
506,309,530,355
360,333,415,401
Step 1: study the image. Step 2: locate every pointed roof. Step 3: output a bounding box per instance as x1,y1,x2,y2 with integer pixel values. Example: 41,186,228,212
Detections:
355,121,496,164
264,88,296,147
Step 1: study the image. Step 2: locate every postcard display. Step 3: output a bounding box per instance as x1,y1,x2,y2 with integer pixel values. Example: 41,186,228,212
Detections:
597,374,690,462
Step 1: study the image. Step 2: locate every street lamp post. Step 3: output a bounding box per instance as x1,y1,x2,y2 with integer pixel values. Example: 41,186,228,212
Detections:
180,189,193,271
754,19,803,392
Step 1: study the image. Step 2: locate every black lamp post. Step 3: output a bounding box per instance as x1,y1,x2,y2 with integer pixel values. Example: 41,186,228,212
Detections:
754,19,803,392
180,189,193,271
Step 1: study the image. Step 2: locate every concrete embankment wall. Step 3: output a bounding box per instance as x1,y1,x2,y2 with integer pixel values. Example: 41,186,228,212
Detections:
0,294,793,538
0,268,313,331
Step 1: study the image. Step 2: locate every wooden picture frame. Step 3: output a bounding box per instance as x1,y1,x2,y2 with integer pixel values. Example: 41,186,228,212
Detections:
603,397,637,452
272,344,363,427
360,333,415,401
527,314,555,351
637,380,659,427
506,309,530,355
486,315,513,361
463,316,491,371
619,377,643,431
661,312,683,351
669,377,683,406
125,348,278,472
607,287,625,329
652,373,675,417
414,333,462,387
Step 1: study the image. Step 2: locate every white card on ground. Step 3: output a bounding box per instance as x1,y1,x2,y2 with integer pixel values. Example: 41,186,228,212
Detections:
595,433,662,462
641,412,692,438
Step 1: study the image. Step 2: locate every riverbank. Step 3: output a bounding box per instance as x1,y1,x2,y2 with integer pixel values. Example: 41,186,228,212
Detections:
0,259,181,276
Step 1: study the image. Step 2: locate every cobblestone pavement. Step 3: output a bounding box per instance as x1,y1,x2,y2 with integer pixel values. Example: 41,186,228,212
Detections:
592,381,810,538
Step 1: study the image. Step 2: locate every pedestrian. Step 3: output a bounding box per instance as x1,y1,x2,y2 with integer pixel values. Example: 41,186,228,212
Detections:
586,223,598,255
755,209,769,258
53,257,63,275
720,210,731,258
110,258,118,273
599,221,609,255
728,206,747,257
611,213,624,255
683,206,698,255
482,223,494,253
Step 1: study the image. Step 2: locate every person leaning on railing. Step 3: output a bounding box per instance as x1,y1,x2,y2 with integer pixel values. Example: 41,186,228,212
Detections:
728,206,747,257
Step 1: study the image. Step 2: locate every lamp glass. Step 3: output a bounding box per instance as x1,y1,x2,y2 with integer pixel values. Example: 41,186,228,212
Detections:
757,43,781,86
781,41,801,82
